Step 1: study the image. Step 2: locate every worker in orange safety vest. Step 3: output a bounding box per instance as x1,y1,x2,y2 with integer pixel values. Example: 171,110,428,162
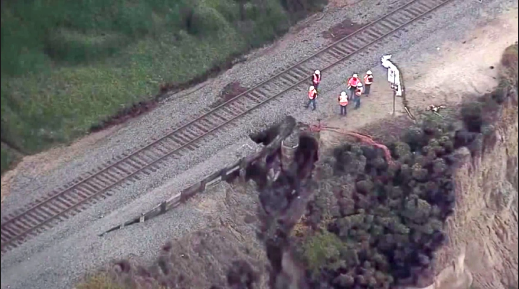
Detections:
363,70,374,96
312,70,322,89
354,82,363,109
347,73,361,98
338,91,349,116
305,85,318,111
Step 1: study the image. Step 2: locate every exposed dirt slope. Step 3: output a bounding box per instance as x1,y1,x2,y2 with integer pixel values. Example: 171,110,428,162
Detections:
93,181,270,289
429,95,518,289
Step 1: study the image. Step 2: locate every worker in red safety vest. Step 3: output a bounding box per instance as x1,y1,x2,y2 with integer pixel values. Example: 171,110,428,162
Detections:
305,85,318,111
312,70,321,89
347,73,360,98
338,91,349,116
354,82,363,109
363,70,374,96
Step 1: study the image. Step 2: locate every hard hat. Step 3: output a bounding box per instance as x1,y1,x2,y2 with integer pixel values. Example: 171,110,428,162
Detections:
366,70,372,75
309,86,315,91
357,82,363,87
353,74,358,78
340,91,347,97
315,70,320,74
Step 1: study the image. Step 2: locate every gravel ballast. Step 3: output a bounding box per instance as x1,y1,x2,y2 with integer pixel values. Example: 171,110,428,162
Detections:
2,0,518,288
1,0,415,218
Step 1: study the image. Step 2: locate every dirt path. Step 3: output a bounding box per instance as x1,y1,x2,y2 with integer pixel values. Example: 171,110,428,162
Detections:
319,8,518,152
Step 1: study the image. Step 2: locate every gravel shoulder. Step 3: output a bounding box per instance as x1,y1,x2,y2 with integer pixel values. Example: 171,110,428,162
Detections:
0,0,413,215
1,138,262,289
1,0,518,289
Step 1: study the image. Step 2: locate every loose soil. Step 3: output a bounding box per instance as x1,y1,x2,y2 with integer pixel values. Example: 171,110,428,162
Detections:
210,82,249,108
322,18,363,41
87,181,269,289
90,101,158,133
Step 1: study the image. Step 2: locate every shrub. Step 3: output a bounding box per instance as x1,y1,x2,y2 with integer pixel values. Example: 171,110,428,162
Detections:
300,112,466,288
460,102,484,132
187,5,230,36
402,126,426,151
237,0,292,47
301,230,346,274
1,145,18,175
44,29,128,63
355,179,374,194
390,141,412,160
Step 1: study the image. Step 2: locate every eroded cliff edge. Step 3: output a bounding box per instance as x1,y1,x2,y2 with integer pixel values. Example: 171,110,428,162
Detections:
426,90,518,289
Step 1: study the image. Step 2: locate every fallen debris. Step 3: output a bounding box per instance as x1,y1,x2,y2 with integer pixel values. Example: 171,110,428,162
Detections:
210,82,248,108
427,104,448,117
427,104,447,112
322,19,362,41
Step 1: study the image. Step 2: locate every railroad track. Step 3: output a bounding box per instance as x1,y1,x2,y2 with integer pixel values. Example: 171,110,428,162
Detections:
1,0,454,255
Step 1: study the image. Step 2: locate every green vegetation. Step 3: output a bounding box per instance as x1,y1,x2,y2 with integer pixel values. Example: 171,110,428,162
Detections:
300,115,458,288
1,0,326,172
1,144,19,175
300,230,346,274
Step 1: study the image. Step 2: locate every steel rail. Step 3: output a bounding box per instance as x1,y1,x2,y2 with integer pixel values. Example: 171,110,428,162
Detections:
1,0,455,255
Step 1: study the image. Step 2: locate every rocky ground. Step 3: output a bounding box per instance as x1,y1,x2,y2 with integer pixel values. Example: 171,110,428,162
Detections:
1,0,518,288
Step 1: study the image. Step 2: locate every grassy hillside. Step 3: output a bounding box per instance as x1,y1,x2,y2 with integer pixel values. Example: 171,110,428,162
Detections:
0,0,325,174
1,144,19,175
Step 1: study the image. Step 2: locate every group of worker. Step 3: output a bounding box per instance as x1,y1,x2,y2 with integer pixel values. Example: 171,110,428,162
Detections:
305,69,374,116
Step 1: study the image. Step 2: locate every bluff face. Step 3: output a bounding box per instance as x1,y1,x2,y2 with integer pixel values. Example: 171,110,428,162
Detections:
421,94,518,289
